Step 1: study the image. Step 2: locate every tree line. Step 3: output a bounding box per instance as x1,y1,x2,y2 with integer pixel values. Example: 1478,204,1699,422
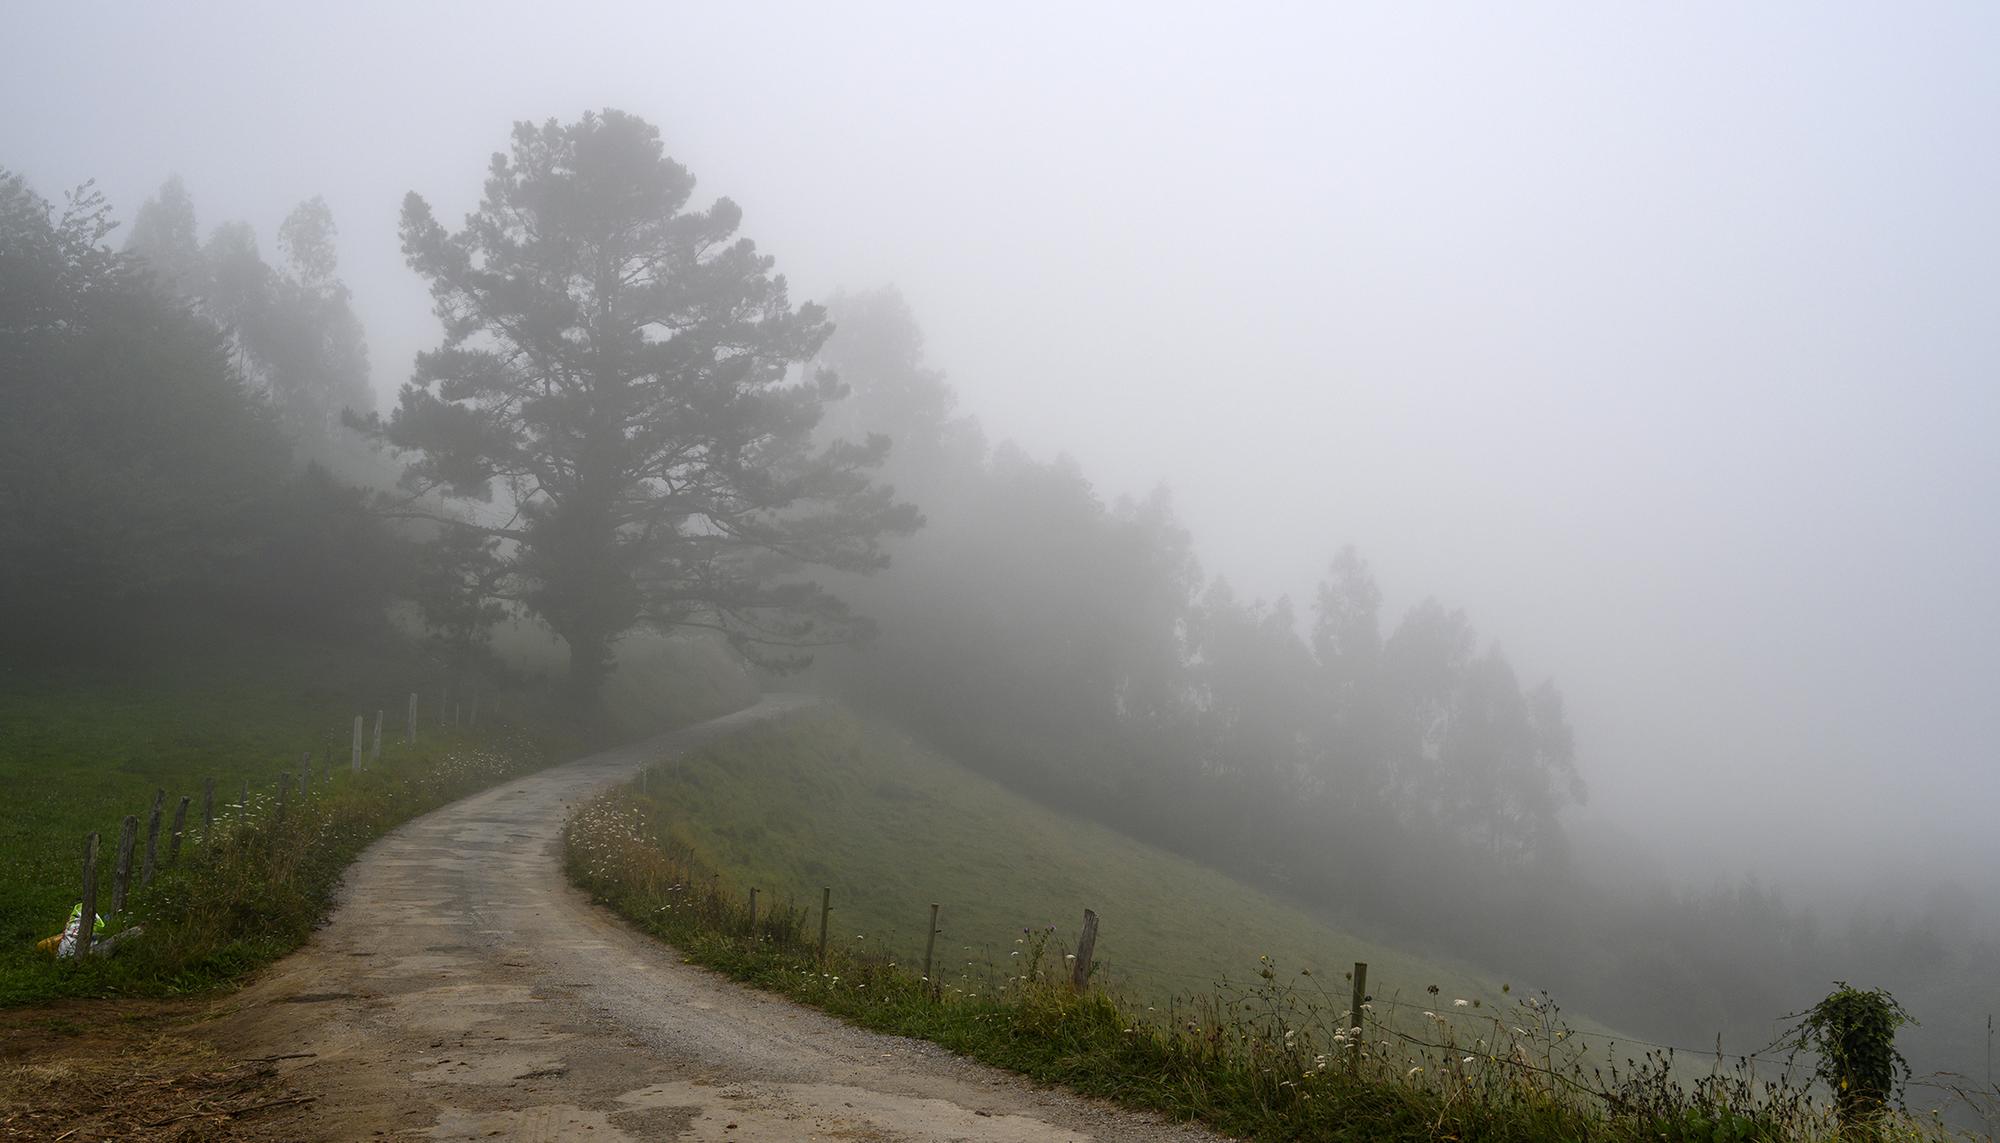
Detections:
1,110,916,683
806,286,1583,897
801,287,1995,1071
0,172,392,642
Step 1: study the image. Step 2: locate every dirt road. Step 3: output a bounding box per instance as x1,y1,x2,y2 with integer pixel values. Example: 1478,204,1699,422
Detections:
204,695,1222,1141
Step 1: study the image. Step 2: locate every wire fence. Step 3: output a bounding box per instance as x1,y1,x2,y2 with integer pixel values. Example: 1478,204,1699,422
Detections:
55,687,482,959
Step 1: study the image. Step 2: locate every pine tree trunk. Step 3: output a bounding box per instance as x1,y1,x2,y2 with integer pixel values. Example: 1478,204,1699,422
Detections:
563,626,613,711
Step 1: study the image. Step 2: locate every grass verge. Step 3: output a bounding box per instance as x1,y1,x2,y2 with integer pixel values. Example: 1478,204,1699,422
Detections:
565,711,1957,1142
0,620,748,1005
2,720,550,1006
602,708,1591,1025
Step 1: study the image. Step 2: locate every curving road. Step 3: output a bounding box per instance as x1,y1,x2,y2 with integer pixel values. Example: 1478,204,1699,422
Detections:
208,695,1224,1142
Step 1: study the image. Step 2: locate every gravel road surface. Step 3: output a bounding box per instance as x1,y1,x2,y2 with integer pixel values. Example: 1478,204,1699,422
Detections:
205,695,1225,1142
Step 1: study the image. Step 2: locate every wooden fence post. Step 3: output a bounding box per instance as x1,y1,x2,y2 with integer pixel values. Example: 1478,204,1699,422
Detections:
1349,961,1369,1074
1071,908,1099,992
77,833,100,959
167,795,190,864
110,816,137,918
372,710,383,761
200,776,214,845
407,692,417,744
140,789,165,887
239,778,249,819
818,887,831,961
924,903,940,998
351,715,364,772
301,751,313,792
439,682,449,727
748,887,758,934
276,773,289,824
469,693,479,727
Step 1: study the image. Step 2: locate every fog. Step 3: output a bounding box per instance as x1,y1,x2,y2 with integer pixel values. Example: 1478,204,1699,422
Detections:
8,0,1998,1079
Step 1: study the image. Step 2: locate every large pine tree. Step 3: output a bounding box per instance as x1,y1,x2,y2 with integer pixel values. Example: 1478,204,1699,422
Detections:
372,110,918,700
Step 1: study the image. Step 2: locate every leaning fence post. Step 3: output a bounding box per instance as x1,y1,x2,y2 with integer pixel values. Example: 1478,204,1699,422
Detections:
1349,961,1369,1074
110,816,138,919
167,795,190,864
200,776,214,845
351,715,364,772
140,789,165,887
407,693,417,744
924,903,940,998
818,887,831,961
372,710,383,761
77,832,101,959
1071,908,1099,992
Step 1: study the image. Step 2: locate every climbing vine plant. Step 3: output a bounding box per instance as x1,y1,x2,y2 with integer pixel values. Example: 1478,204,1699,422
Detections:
1787,982,1916,1126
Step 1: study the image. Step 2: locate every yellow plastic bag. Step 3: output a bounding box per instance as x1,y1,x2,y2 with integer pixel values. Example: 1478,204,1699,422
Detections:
47,904,105,957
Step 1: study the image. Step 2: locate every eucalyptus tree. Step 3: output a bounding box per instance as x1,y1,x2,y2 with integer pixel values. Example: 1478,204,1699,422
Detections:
370,110,917,699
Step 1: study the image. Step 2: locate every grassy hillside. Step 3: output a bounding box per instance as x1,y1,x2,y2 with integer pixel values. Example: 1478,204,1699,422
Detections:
575,707,1908,1141
637,705,1603,1036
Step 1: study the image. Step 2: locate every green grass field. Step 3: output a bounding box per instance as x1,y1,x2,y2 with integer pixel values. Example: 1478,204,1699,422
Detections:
575,708,1889,1141
637,705,1589,1032
0,620,751,1003
2,635,441,951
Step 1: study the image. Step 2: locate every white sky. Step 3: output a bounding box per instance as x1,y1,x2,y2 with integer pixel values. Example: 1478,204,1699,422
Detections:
6,1,1997,893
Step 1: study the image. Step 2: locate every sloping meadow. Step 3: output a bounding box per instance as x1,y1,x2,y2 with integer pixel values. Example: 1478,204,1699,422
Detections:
563,706,1902,1140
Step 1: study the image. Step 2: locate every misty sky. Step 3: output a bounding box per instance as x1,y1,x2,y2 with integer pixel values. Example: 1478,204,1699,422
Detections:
7,2,1996,895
